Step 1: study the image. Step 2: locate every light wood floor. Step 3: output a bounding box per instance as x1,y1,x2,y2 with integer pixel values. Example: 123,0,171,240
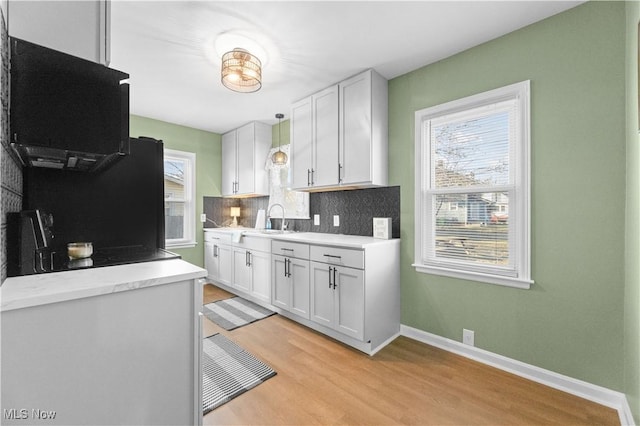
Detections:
202,284,619,425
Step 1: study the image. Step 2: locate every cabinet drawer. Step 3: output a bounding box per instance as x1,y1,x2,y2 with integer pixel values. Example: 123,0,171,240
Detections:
310,245,364,269
235,235,271,252
272,240,310,260
204,231,231,243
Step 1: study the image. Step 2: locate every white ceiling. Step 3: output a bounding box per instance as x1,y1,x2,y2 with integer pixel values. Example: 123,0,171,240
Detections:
109,1,582,135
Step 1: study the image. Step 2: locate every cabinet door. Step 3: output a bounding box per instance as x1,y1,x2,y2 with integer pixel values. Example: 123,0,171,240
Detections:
232,248,252,292
290,259,310,319
221,131,237,196
340,71,372,185
236,123,255,195
250,250,271,303
310,261,334,327
204,242,218,281
290,97,313,189
216,244,233,287
335,267,365,340
272,255,291,310
313,85,340,187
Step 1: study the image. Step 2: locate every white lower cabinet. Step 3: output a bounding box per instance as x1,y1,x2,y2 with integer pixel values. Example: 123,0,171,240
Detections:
205,230,270,304
217,244,233,287
233,247,271,303
310,262,364,341
272,240,311,319
232,247,252,293
204,240,232,287
205,229,400,354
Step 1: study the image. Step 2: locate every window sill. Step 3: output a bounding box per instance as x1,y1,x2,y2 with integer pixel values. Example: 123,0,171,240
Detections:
412,263,533,289
166,241,197,250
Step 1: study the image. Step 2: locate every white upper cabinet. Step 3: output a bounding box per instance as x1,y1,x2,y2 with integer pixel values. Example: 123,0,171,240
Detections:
8,0,110,65
291,85,339,189
221,121,271,198
314,85,340,187
290,69,388,191
290,97,313,189
221,131,237,197
339,70,388,186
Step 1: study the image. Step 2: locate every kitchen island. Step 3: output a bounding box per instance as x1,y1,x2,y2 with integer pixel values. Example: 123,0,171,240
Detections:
0,259,206,426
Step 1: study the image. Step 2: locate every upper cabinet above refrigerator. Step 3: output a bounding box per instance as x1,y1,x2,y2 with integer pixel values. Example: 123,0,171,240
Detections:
7,0,111,65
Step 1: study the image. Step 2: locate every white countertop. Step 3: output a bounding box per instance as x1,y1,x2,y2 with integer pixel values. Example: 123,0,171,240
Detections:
204,228,398,249
0,259,207,313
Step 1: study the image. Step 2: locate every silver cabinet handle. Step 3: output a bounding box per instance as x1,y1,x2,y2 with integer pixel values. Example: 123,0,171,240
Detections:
284,258,292,278
323,254,342,259
333,267,337,289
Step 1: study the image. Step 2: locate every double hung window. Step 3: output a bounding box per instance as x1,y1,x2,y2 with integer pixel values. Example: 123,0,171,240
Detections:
414,81,532,288
164,149,196,248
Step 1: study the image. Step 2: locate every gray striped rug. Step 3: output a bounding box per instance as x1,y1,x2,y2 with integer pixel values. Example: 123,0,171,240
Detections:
202,333,276,414
202,296,275,331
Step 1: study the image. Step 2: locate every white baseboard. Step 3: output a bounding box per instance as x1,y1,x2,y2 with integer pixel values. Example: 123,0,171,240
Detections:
401,325,635,426
622,400,636,426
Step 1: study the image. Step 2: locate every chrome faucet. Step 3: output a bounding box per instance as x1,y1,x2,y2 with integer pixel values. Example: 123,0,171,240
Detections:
267,203,286,232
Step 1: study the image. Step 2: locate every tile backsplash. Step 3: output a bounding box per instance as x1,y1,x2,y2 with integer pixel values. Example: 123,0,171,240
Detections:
0,9,23,284
204,186,400,238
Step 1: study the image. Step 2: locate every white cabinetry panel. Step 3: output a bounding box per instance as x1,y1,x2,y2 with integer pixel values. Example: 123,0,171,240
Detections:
221,122,271,197
290,69,388,191
8,0,110,65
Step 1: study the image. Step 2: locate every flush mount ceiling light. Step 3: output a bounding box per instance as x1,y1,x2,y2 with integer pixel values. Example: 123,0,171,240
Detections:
221,47,262,93
272,113,288,165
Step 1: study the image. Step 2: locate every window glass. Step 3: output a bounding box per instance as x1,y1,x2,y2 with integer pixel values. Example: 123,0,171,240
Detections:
163,150,196,248
414,81,531,288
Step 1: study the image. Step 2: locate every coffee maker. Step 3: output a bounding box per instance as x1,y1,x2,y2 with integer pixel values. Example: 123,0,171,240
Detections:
7,209,55,276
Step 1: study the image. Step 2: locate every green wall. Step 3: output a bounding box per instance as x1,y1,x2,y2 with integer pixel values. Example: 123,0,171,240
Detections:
130,115,221,267
390,1,627,391
271,118,290,149
625,1,640,422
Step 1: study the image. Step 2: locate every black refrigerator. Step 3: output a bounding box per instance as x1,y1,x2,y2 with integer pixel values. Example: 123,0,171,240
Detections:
16,136,179,274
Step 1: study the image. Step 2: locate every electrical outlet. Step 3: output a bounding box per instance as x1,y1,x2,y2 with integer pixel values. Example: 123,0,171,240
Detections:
314,214,320,226
200,214,207,223
333,215,340,227
463,329,475,346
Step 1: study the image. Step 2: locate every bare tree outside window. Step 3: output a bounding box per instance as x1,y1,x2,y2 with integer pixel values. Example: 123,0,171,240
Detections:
431,110,511,266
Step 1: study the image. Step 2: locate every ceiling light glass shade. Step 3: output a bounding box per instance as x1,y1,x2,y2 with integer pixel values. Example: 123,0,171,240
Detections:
221,48,262,93
271,149,287,165
272,112,288,165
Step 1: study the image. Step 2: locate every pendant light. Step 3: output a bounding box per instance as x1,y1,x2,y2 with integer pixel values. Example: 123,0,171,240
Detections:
271,113,288,165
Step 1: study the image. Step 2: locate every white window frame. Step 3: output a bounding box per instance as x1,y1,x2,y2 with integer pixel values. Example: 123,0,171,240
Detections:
164,148,196,249
413,81,532,289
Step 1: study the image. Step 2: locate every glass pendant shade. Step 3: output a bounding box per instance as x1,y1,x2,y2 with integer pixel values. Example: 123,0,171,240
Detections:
272,113,288,165
221,48,262,93
271,149,287,165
